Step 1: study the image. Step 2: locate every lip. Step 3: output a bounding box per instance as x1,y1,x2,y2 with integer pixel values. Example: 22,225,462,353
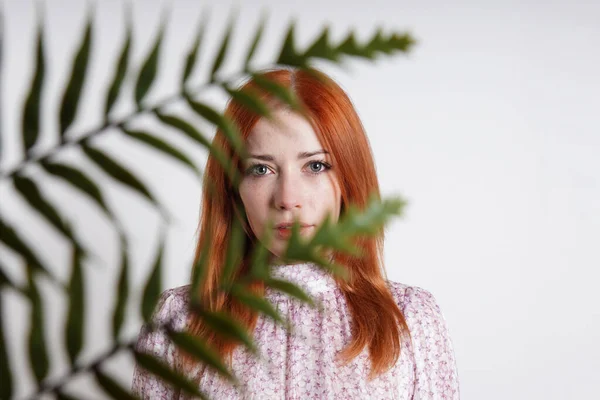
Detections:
273,223,314,239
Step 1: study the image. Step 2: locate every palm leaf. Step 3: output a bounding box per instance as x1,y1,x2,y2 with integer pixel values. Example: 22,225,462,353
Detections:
181,7,209,87
276,21,302,67
0,292,13,399
209,8,236,83
94,368,139,400
120,127,202,178
22,20,45,155
56,389,81,400
250,73,301,112
244,10,267,71
104,3,132,118
0,259,25,293
111,235,129,340
190,221,213,303
141,234,164,322
337,195,407,236
192,308,257,355
185,97,246,159
133,352,208,399
229,283,288,328
220,218,245,286
59,13,93,138
81,144,165,217
40,160,119,226
264,278,314,306
336,32,361,57
166,329,237,383
12,174,86,252
65,246,85,365
26,263,50,384
0,218,59,284
304,26,337,61
155,112,232,179
134,16,165,108
223,84,271,118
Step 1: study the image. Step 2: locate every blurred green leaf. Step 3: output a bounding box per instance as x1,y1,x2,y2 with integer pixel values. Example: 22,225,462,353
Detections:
263,278,314,306
304,214,358,257
182,7,209,87
304,26,337,61
244,10,267,71
0,259,25,293
12,174,86,253
337,195,406,237
276,21,303,66
141,235,164,322
357,29,415,59
166,329,237,383
94,368,139,400
81,144,164,216
56,389,81,400
0,218,59,285
155,112,235,182
26,264,49,384
248,220,273,279
250,73,301,112
190,223,212,304
210,9,236,82
220,218,245,286
336,32,361,56
22,21,45,155
65,246,85,365
389,32,416,52
0,291,13,399
193,309,256,355
185,97,246,159
104,4,132,117
59,14,92,137
112,235,129,340
120,127,202,178
229,283,287,328
40,160,118,226
223,84,271,118
134,18,165,107
133,352,208,399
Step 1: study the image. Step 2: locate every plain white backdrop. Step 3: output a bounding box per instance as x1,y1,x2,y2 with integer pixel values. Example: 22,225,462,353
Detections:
1,0,599,398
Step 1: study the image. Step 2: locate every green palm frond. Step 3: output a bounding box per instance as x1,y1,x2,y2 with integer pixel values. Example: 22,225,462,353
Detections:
0,5,416,398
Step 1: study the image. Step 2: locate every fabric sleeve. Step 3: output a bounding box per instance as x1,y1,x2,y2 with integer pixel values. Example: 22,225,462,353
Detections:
131,288,182,399
403,286,460,400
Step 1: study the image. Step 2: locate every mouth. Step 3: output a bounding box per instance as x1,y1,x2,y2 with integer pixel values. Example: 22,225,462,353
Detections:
274,223,314,239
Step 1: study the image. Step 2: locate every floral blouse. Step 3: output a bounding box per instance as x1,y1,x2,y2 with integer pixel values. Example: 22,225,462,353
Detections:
131,262,460,399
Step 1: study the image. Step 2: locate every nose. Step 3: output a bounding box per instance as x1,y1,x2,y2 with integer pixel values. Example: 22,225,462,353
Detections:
273,170,302,211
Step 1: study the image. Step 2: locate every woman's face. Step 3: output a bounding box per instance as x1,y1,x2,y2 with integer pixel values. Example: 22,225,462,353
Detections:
238,108,342,259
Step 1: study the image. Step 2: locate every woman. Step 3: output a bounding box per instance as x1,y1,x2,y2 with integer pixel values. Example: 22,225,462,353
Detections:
131,67,460,399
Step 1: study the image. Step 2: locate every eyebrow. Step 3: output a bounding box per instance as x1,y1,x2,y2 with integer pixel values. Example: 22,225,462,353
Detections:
247,150,329,161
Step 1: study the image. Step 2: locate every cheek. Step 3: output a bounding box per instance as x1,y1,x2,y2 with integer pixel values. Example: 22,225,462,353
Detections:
239,180,269,232
311,176,342,219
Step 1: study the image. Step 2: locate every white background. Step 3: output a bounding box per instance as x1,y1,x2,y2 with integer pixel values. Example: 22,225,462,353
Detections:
1,0,599,399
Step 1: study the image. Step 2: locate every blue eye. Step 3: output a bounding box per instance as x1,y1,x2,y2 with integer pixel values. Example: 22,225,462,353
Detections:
307,160,331,174
250,164,269,176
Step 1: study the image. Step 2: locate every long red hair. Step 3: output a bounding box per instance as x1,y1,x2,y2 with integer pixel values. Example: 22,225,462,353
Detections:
181,67,410,382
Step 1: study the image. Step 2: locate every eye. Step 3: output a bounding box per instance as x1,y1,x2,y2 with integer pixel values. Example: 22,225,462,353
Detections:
248,164,272,176
306,160,331,174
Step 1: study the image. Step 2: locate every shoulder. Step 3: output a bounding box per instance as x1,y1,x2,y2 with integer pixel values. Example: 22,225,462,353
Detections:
386,280,450,333
149,284,191,331
386,281,460,397
386,280,442,315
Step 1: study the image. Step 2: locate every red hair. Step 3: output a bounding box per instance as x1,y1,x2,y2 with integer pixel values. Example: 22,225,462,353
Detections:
180,67,410,382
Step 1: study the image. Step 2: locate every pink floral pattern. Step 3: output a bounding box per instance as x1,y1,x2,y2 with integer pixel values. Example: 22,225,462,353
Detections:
132,262,460,399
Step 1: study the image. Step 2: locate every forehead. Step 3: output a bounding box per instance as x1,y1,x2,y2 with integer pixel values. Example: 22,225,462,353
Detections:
245,109,322,151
